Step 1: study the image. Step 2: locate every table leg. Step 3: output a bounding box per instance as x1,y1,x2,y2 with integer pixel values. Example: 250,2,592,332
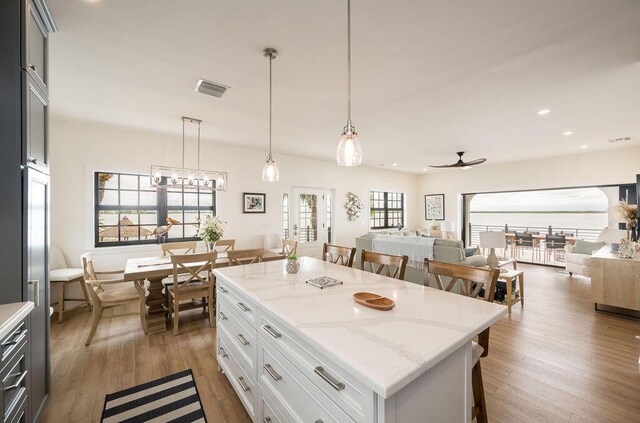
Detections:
506,276,512,315
145,276,167,334
519,273,525,307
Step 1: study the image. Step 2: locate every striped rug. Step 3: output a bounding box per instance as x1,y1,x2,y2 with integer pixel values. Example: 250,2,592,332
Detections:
101,369,207,423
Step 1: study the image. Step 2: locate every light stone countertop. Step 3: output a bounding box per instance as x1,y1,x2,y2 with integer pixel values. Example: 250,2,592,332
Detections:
0,302,34,340
214,257,506,398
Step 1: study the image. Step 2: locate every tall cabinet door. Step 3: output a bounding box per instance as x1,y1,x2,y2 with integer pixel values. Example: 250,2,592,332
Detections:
24,74,48,173
23,0,49,94
25,168,50,422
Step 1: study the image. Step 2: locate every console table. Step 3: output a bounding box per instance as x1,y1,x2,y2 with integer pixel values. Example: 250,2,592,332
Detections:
590,247,640,313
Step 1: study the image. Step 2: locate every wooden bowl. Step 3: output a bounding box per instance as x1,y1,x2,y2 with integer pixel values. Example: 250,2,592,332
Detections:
353,292,395,311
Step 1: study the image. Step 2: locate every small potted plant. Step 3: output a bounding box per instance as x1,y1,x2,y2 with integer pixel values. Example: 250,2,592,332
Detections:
286,253,300,274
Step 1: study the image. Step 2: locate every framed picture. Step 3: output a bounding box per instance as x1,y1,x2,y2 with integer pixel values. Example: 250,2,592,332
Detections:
243,192,266,213
425,194,445,220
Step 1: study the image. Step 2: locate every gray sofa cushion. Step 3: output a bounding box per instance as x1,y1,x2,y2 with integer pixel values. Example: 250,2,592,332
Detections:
572,240,605,255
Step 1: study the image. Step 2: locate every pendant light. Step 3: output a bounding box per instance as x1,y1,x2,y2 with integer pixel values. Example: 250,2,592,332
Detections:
262,48,280,182
336,0,362,167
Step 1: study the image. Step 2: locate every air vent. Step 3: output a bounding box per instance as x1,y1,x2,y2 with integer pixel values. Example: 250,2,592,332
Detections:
194,79,229,98
607,136,632,144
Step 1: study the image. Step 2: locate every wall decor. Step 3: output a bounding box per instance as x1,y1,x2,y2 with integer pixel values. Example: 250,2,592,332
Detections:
345,192,363,221
243,193,266,213
425,194,445,220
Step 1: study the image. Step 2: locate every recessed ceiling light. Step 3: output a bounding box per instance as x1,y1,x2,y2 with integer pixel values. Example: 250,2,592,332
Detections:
537,109,551,115
580,145,589,149
563,131,573,136
422,168,427,172
392,163,398,167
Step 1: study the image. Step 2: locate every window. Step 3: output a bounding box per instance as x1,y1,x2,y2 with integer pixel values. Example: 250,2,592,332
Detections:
95,172,216,247
370,191,404,229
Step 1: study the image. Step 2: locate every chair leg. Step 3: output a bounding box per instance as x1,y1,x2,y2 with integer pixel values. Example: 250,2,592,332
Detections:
57,282,65,324
173,300,180,336
472,361,488,423
85,305,103,346
78,277,92,311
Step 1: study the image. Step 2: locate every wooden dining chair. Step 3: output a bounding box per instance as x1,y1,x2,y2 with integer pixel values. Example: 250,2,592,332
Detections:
282,239,297,257
227,248,266,266
81,252,147,345
210,239,236,253
423,259,499,423
167,251,218,335
322,243,356,267
161,241,197,256
360,250,409,280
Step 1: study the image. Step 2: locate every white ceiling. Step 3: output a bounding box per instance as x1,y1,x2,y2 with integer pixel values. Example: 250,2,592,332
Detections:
48,0,640,173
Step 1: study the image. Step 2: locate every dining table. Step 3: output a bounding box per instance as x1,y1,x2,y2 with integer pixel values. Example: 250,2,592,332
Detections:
123,250,286,334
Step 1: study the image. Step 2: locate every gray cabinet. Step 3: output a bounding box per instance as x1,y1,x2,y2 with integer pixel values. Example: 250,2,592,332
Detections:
25,170,49,422
23,0,49,95
24,75,48,171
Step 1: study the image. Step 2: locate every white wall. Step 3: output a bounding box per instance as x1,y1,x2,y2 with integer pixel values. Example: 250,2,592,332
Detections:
417,146,640,238
50,117,419,269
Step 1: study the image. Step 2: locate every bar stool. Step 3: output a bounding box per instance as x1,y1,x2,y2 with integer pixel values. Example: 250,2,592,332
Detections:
49,246,91,323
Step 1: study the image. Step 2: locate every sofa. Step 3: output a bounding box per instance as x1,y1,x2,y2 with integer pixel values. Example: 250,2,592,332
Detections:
564,228,627,277
355,234,486,285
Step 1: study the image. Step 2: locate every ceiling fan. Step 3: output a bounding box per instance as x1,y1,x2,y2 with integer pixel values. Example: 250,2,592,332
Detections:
428,152,486,169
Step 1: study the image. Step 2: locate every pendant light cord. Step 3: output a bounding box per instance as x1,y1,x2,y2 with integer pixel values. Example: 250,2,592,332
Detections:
269,54,273,158
197,120,201,172
347,0,352,124
181,117,185,171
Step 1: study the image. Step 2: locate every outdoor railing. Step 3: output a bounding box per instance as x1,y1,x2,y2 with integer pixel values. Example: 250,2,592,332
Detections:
468,223,602,246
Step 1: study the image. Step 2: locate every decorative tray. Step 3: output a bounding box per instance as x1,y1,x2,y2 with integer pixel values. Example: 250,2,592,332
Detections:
306,276,344,289
353,292,395,311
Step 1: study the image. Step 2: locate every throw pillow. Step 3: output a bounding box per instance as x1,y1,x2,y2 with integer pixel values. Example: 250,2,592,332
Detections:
464,247,478,257
572,240,605,255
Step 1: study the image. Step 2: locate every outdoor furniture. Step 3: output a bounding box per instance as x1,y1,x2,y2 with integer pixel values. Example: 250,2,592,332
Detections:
322,243,356,267
545,234,567,263
514,232,539,260
49,246,90,323
360,250,408,280
81,252,146,345
167,251,217,335
423,259,499,423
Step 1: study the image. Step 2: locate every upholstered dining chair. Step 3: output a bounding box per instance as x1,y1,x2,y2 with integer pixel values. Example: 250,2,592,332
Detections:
81,252,146,345
423,259,499,423
167,251,217,335
227,248,266,266
50,246,90,323
360,250,409,280
161,241,197,256
322,243,356,267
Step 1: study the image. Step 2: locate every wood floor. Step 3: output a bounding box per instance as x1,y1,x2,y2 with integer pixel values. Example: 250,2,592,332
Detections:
40,264,640,423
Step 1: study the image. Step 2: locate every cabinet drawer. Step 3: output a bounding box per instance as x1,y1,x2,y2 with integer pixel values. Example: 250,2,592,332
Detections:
258,388,288,423
217,280,257,329
258,340,355,423
0,321,27,366
1,344,28,420
23,0,49,94
5,390,27,423
217,332,255,419
217,296,257,374
259,313,366,422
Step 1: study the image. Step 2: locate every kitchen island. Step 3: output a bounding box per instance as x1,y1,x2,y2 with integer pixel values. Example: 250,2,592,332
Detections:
213,257,505,423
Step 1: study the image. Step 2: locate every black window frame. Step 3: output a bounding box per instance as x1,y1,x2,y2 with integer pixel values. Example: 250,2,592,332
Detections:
370,190,405,229
94,171,216,247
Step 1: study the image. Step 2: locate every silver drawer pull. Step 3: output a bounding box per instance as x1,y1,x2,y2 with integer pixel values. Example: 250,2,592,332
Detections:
237,376,250,392
217,347,227,358
218,312,228,320
263,363,282,381
237,302,250,312
314,366,345,391
28,64,37,71
218,286,228,293
236,334,249,346
2,328,27,347
4,370,27,391
263,418,272,423
263,325,282,339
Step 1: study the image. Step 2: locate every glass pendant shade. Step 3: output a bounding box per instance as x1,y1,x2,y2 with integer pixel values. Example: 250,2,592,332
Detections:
262,156,280,182
336,129,362,167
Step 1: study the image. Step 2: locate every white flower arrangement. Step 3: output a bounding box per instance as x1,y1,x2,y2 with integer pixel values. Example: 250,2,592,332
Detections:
345,192,363,221
195,215,227,244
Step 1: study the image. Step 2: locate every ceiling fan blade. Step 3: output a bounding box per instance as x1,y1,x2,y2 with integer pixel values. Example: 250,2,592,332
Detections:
427,164,456,168
462,158,487,166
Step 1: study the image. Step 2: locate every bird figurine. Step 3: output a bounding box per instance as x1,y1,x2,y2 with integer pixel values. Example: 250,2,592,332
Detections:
152,217,180,243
